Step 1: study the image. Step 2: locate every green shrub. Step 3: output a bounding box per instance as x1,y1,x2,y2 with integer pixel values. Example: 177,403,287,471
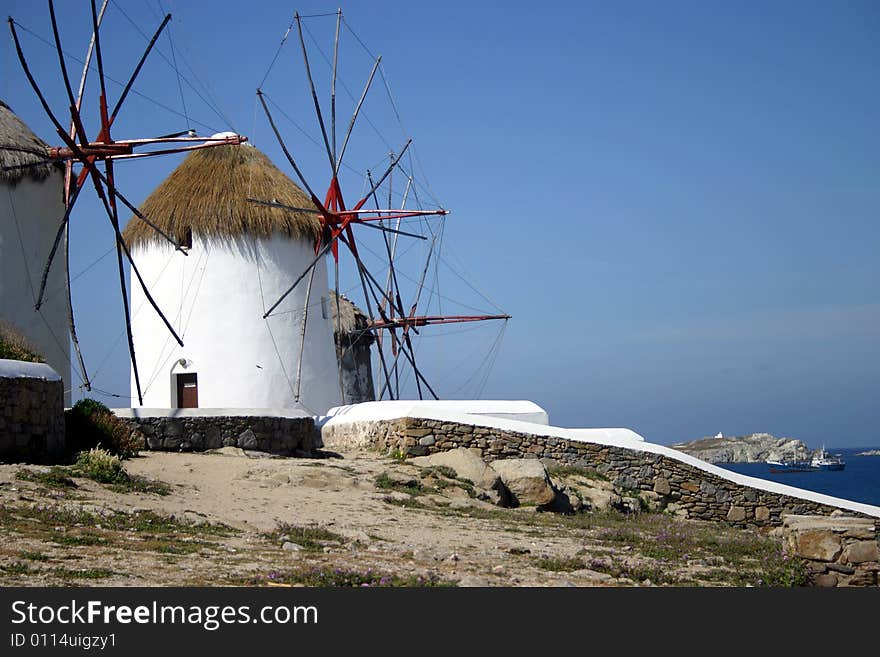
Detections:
65,398,143,458
0,321,44,363
75,447,127,484
71,447,170,495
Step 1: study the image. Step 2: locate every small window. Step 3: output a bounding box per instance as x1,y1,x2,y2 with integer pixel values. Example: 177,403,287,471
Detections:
321,296,330,319
180,227,193,249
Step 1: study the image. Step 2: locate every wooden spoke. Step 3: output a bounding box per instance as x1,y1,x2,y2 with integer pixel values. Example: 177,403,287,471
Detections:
336,55,381,176
294,12,335,174
257,90,327,212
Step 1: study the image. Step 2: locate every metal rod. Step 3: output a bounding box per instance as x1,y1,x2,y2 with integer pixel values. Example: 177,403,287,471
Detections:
403,332,438,399
92,163,142,404
67,0,107,206
256,90,327,212
369,314,512,330
110,13,171,121
331,8,341,166
334,258,346,405
337,232,394,399
295,12,335,174
367,170,400,399
336,55,381,175
74,0,108,105
352,139,412,212
8,18,70,139
88,0,109,110
377,232,437,400
377,313,439,400
383,176,413,324
346,220,426,240
11,18,181,256
293,262,317,402
262,240,334,318
64,217,91,392
245,198,443,224
116,239,142,405
48,0,88,146
411,234,438,316
84,139,244,162
85,163,185,253
366,170,395,319
35,183,83,310
352,253,394,400
341,237,402,400
65,136,186,350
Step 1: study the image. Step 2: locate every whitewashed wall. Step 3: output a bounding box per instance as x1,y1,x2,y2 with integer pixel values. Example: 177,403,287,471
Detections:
0,175,72,405
129,233,340,413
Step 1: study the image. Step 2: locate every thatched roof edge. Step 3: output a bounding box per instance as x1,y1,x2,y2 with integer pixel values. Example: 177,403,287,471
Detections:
0,99,61,186
122,143,321,248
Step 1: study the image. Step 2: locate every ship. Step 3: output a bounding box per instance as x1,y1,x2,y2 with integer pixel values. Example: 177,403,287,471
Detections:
766,446,846,473
766,458,816,473
811,446,846,471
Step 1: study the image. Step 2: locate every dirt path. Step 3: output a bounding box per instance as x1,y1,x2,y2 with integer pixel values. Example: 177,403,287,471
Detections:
0,448,792,587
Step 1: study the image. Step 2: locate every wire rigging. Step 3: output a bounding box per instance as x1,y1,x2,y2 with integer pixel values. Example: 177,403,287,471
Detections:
10,19,222,135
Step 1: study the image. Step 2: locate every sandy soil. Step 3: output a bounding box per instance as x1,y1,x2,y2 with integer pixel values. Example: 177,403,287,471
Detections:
0,448,779,587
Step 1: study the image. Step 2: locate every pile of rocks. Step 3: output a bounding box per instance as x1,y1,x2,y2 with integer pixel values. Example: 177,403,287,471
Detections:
409,447,643,514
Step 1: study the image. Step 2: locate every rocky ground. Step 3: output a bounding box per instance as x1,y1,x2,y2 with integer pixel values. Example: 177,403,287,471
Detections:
0,447,807,587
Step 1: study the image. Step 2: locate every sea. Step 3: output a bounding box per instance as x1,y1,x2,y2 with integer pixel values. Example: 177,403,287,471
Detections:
717,447,880,508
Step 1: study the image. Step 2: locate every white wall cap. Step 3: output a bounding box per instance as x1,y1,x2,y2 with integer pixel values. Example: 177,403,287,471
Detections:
112,406,312,419
0,359,61,382
325,399,549,424
320,399,880,518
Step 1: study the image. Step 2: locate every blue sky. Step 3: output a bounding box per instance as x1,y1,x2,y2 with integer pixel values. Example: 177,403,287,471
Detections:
2,1,878,448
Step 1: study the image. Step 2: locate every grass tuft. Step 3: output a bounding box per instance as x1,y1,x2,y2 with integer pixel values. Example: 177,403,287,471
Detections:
264,523,346,552
251,567,457,587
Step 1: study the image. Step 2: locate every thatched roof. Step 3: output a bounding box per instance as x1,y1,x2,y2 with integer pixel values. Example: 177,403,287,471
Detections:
0,100,59,185
330,291,374,344
123,142,321,248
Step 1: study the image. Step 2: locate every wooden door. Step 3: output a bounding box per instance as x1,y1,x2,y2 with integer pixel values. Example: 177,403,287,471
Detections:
176,373,198,408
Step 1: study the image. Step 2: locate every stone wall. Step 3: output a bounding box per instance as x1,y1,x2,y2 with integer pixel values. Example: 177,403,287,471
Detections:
117,415,321,457
323,416,876,527
0,373,65,463
778,515,879,587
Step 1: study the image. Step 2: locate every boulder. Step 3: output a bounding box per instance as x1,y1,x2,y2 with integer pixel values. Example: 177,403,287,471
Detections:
237,429,259,450
795,530,843,562
411,448,511,507
488,458,557,507
410,448,500,490
843,540,879,564
212,446,247,457
812,573,838,587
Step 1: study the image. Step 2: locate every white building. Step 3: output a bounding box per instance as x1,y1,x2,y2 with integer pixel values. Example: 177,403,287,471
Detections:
123,138,339,414
0,100,71,404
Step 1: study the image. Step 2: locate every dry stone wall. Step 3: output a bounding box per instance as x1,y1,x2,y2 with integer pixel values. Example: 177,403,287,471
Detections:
0,373,65,463
778,515,879,587
323,416,876,527
117,415,320,457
